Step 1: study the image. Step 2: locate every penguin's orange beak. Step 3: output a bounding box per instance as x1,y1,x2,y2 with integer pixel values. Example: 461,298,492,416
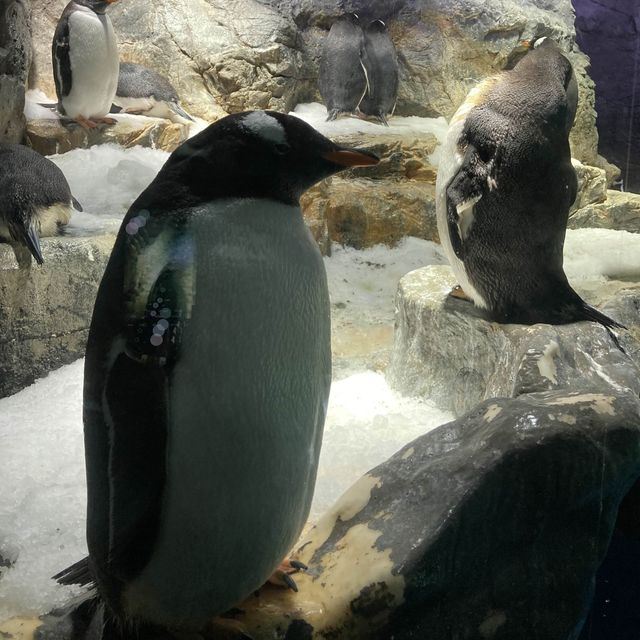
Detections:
322,149,379,168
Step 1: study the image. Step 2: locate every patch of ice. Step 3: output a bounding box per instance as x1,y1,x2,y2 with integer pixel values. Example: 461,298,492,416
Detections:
49,145,169,235
564,228,640,282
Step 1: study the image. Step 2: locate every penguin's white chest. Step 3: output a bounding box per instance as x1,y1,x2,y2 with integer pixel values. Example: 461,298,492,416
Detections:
122,199,330,628
63,10,119,118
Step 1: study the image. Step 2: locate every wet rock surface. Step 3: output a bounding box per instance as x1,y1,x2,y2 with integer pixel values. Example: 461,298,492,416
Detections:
0,234,115,398
0,0,31,143
25,115,190,155
388,265,640,416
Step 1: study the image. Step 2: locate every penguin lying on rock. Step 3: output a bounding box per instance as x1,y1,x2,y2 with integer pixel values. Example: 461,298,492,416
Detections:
53,111,378,635
52,0,120,129
436,37,622,330
0,144,82,268
112,62,195,124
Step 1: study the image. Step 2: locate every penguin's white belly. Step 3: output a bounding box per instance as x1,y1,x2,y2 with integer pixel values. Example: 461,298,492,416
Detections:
114,95,174,120
122,199,330,628
436,85,492,309
63,11,119,119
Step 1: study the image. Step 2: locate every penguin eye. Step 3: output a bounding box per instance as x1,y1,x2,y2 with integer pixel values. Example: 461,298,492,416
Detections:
274,143,290,155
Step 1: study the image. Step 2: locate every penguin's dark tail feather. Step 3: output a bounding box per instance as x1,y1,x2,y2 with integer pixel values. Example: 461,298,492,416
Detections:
72,196,84,212
52,556,95,587
326,108,339,121
577,300,626,331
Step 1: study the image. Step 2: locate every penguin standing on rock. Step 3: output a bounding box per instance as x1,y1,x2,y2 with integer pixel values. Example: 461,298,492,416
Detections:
319,13,369,121
53,111,378,634
436,37,622,329
359,19,399,126
52,0,120,129
0,144,82,268
113,62,195,124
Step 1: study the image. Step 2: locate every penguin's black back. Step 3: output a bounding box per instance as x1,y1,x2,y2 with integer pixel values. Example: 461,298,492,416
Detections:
0,144,73,218
117,62,179,102
318,15,367,115
359,20,399,119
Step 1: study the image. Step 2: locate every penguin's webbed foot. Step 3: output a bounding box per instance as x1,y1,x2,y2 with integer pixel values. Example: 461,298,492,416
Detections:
94,116,118,126
325,109,339,122
449,285,473,302
266,558,308,592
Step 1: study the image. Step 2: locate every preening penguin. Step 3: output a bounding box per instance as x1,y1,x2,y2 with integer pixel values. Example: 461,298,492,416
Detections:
54,111,378,633
359,20,399,126
319,13,369,121
52,0,120,129
0,144,82,268
436,37,622,329
113,63,195,124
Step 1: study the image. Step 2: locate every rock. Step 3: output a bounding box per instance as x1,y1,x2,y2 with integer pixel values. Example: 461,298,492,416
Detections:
18,390,640,640
570,190,640,234
0,0,31,143
28,0,600,164
0,233,115,398
25,115,190,155
300,127,441,251
571,159,608,212
387,265,640,416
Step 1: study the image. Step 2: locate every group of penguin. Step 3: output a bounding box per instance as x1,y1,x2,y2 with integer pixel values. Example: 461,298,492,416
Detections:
0,8,626,638
319,13,399,124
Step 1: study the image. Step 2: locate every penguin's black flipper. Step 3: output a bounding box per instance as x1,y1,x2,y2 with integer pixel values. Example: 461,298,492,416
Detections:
445,143,495,260
22,223,44,265
52,9,72,101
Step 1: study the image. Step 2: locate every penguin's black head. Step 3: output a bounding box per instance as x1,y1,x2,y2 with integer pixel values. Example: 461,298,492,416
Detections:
149,111,378,209
76,0,118,14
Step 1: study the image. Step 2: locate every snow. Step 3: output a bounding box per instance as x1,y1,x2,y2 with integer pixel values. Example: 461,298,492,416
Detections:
290,102,449,164
49,145,169,235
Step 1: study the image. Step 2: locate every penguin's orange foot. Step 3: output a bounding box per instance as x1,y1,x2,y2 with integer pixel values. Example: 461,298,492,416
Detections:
267,558,308,592
449,285,473,302
74,115,99,129
93,116,118,126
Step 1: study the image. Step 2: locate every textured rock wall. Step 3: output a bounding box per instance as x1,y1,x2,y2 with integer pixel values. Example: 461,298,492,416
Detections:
0,234,115,398
28,0,601,163
0,0,31,143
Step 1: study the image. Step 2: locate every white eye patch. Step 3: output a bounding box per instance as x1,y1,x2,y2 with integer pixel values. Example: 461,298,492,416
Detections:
241,111,287,146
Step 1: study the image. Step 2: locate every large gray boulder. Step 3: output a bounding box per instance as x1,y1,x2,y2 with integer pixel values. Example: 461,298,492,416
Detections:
0,234,115,398
0,0,31,143
388,265,640,416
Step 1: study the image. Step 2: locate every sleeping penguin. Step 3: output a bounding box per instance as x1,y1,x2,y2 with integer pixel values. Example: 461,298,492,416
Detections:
436,37,622,329
52,111,378,635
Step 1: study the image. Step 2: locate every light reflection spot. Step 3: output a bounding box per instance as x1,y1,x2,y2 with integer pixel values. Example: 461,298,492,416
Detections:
150,335,163,347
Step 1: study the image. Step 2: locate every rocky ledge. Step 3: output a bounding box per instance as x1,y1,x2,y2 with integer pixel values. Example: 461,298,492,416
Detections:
387,265,640,416
0,234,116,398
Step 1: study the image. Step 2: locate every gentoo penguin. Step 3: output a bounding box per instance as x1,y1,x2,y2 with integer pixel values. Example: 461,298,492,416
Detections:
435,37,621,329
113,62,195,124
53,111,378,633
359,20,399,126
52,0,120,129
0,144,82,268
319,13,369,121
